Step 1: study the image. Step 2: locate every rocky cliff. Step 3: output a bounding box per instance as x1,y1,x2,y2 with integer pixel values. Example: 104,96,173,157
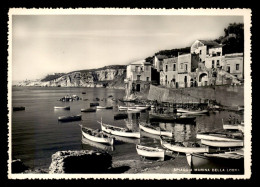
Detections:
15,65,126,89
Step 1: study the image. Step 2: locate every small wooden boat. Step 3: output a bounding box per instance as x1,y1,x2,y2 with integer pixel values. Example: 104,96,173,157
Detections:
222,119,240,130
127,108,144,113
118,106,136,111
54,106,70,110
200,139,243,147
114,113,128,120
177,108,209,115
81,108,96,112
196,132,242,142
13,106,25,111
82,92,86,94
149,113,196,123
135,105,151,110
80,125,114,145
139,123,173,137
96,106,113,109
103,132,141,144
136,144,165,160
58,114,82,122
90,103,99,107
160,137,209,154
186,151,244,174
98,120,140,138
81,136,114,152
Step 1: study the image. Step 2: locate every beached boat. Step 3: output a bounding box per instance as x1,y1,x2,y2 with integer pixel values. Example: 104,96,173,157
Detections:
176,108,209,115
139,123,173,137
79,125,114,145
81,136,114,152
98,120,140,138
81,108,96,112
200,139,243,147
149,113,196,123
13,106,25,111
103,132,141,144
114,113,128,120
54,106,70,110
196,132,242,142
136,144,165,160
160,137,209,154
96,106,113,109
186,150,244,174
58,114,82,122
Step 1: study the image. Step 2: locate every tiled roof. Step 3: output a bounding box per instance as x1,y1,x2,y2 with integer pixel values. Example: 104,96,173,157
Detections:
198,40,221,48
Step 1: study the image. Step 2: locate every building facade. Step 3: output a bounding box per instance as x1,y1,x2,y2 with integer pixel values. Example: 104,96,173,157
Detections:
125,60,152,94
223,53,244,80
153,54,168,72
161,57,178,87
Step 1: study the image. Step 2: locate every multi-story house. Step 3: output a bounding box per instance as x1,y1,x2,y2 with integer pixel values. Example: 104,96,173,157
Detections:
177,53,192,88
161,57,178,87
224,53,244,80
153,54,168,72
125,60,152,93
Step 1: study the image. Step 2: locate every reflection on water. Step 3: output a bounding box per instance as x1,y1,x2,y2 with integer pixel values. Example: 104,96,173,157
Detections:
12,86,244,170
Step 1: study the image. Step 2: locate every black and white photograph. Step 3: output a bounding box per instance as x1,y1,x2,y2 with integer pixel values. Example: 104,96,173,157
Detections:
8,8,251,179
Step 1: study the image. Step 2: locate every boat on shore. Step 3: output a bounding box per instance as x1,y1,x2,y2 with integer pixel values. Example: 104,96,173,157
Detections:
196,132,243,142
79,125,114,145
54,106,70,110
98,120,140,138
58,114,82,122
139,123,173,137
149,113,196,123
81,108,96,112
186,150,244,174
176,108,209,115
200,139,243,147
81,136,114,152
96,106,113,110
13,106,25,111
136,144,165,161
160,137,209,154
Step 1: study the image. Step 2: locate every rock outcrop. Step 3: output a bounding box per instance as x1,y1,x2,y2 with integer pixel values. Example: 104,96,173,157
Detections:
12,159,29,173
49,150,112,174
15,65,126,89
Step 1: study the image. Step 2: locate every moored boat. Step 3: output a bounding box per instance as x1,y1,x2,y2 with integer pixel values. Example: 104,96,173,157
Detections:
186,151,244,174
90,103,99,107
118,106,136,111
58,114,82,122
13,106,25,111
149,113,196,123
80,125,114,145
177,108,209,115
54,106,70,110
81,108,96,112
200,139,243,147
118,98,136,103
114,113,128,120
98,120,140,138
96,106,113,109
160,137,209,154
222,119,240,130
196,132,242,142
238,124,244,133
139,123,173,137
136,144,165,160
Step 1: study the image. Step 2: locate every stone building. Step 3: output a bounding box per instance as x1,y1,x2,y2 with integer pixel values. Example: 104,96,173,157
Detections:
125,60,152,96
161,57,178,87
223,53,244,80
153,54,168,72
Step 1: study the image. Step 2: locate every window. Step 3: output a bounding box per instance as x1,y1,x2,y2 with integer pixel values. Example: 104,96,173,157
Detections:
137,75,141,81
166,65,168,72
173,64,176,71
217,60,220,67
180,63,183,69
185,64,188,71
212,60,215,68
146,77,149,81
200,50,202,55
236,64,240,70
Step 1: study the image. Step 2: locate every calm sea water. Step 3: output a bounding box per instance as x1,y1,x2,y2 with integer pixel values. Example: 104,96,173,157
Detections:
11,86,243,170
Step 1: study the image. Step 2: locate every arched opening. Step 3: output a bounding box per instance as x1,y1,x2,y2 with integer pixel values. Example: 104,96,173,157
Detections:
199,73,208,82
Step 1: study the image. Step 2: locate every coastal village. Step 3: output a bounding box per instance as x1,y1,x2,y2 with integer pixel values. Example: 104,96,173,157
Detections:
124,39,243,100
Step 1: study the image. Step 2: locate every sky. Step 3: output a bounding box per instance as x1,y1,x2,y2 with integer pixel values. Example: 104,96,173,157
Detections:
11,15,243,81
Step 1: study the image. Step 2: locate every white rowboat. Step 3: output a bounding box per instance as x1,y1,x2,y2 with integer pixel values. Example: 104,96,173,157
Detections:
139,123,172,137
201,139,243,147
136,144,165,160
54,106,70,110
196,133,242,142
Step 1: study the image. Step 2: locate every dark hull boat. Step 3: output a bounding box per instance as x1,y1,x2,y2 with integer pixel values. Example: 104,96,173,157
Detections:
58,114,82,122
114,113,128,120
118,98,136,103
149,113,196,124
81,108,96,112
90,103,99,107
13,106,25,111
186,151,244,174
